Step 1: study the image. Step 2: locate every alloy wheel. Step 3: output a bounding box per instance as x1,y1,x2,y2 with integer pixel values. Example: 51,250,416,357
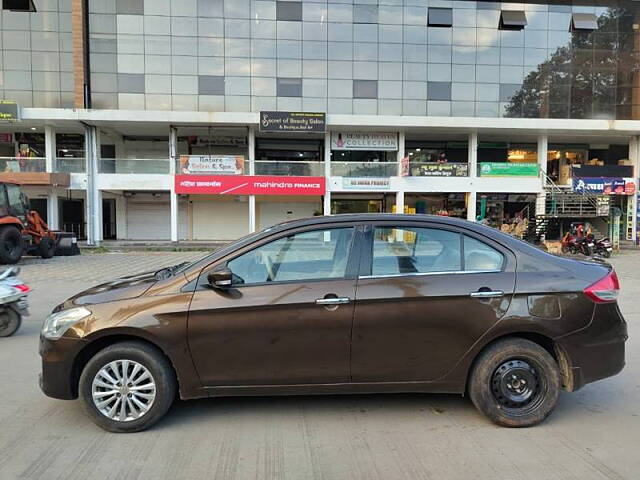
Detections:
91,360,156,422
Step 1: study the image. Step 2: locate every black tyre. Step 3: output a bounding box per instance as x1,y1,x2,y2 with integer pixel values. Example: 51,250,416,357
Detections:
79,341,176,433
469,338,560,427
39,237,56,259
0,226,23,264
601,249,611,258
0,308,21,337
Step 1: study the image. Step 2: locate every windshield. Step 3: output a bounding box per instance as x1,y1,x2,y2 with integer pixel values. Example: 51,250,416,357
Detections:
6,184,26,217
155,226,277,279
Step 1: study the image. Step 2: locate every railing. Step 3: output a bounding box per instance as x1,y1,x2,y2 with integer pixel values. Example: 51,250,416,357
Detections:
100,158,170,174
331,161,398,177
254,160,324,177
55,157,85,173
542,171,602,216
0,157,46,173
408,162,469,177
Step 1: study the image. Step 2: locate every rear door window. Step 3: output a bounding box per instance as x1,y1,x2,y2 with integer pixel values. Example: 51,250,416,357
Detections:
371,227,461,276
368,226,505,276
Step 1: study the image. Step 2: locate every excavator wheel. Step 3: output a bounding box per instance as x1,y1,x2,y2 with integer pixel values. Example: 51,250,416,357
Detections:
0,226,23,264
39,237,56,259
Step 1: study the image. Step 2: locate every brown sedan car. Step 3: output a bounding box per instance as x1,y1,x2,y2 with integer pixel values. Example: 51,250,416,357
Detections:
40,214,627,432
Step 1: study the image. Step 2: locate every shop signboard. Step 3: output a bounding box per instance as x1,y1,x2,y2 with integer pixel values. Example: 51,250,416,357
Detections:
413,163,469,177
193,136,247,147
341,177,391,190
259,111,326,133
0,133,12,143
175,175,325,196
479,162,539,177
178,155,244,175
0,101,19,122
331,132,398,151
572,177,636,195
636,191,640,245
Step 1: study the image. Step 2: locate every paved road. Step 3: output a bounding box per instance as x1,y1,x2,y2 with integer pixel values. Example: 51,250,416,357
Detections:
1,250,639,479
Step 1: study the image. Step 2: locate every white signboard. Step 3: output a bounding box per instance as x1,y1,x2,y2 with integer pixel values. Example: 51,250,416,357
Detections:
342,177,391,190
331,132,398,151
178,155,244,175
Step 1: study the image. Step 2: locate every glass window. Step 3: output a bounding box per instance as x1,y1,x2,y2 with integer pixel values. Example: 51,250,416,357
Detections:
5,185,25,217
428,82,452,101
428,8,453,27
464,236,504,271
277,77,302,97
353,79,377,99
354,4,378,24
571,13,598,31
276,1,302,21
227,228,355,285
499,11,527,30
372,227,462,276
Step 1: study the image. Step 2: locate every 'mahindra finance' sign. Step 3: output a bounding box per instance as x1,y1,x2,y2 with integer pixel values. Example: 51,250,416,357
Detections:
259,111,326,133
175,175,326,195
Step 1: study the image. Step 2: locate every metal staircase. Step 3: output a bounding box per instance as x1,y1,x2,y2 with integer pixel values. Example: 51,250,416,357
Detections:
523,174,608,243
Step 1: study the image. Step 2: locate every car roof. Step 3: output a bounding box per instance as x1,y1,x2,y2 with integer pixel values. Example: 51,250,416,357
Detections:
272,213,475,229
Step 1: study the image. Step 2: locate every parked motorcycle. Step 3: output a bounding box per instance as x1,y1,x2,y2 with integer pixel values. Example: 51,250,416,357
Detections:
0,267,30,337
587,234,613,258
561,232,594,256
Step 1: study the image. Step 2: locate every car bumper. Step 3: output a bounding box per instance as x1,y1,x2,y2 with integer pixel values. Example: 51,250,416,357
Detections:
39,335,87,400
557,303,627,391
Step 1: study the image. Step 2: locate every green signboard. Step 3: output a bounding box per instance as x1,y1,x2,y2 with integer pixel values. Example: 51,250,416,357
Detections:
479,162,539,177
0,101,19,122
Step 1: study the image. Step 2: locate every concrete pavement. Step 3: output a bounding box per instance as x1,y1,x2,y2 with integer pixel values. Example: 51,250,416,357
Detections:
0,250,638,479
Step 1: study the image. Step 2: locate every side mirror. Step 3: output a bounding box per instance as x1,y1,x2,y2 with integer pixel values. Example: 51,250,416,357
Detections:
207,267,232,289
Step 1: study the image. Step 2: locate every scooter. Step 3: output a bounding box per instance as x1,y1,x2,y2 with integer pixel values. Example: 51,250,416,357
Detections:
0,267,30,337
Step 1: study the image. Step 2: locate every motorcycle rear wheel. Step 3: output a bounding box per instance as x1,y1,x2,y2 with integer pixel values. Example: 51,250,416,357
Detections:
0,308,21,337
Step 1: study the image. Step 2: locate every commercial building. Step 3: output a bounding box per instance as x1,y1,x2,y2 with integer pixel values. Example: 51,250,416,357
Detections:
1,0,639,244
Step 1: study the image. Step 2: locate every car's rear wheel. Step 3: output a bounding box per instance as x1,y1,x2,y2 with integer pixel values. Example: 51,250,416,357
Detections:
469,338,560,427
79,341,176,433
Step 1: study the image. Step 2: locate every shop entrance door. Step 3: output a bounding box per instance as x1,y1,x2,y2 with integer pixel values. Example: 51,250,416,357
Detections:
60,199,85,239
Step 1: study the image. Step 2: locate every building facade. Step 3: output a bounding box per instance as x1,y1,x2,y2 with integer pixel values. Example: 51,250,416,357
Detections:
1,0,639,244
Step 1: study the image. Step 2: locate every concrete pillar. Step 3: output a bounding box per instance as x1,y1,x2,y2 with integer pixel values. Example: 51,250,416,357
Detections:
44,125,56,173
468,131,478,178
396,130,405,176
47,191,59,230
467,191,477,222
169,126,178,243
324,130,331,215
536,134,549,215
248,126,256,232
84,124,101,245
395,190,405,214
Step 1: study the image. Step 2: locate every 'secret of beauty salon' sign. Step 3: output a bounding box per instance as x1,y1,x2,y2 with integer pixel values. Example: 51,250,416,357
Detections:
331,132,398,151
259,111,326,133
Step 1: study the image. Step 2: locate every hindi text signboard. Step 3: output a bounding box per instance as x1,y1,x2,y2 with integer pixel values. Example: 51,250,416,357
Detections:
175,175,325,196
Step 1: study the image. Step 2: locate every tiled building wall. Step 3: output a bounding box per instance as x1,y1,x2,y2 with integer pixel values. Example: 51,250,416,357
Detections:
87,0,639,118
0,0,74,108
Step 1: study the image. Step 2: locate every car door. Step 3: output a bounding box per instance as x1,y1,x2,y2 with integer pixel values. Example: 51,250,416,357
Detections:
187,225,362,387
351,222,516,383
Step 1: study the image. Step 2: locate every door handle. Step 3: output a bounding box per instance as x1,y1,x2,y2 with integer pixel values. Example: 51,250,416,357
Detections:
315,297,351,305
470,290,504,298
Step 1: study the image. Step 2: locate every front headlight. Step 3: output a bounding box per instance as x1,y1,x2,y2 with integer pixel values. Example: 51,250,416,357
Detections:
41,307,91,340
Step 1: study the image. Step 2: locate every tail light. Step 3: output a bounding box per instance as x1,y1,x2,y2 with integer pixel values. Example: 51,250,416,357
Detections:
584,270,619,303
14,284,30,293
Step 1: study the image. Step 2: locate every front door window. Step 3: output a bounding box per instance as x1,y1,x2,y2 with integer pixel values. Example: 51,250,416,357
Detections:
227,227,355,284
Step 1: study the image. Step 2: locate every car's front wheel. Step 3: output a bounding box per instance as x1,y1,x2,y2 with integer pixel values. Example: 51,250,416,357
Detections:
78,341,176,433
469,338,560,427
